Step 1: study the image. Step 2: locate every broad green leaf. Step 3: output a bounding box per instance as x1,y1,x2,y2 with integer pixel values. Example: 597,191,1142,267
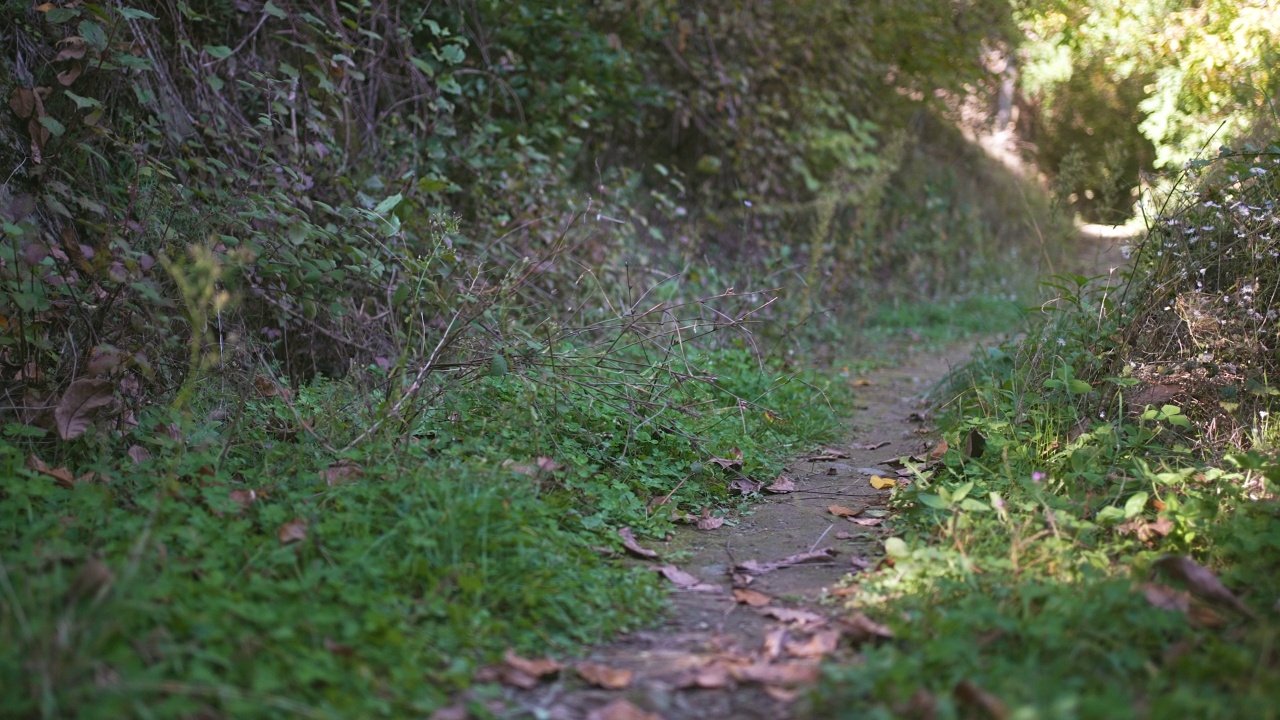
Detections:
38,116,67,138
1095,506,1127,525
263,1,286,19
374,193,403,214
79,21,108,51
45,8,80,23
64,91,101,110
959,498,990,513
1068,379,1092,394
119,7,158,20
1124,491,1149,519
1168,414,1192,428
951,481,974,503
883,537,909,558
917,493,949,509
1160,405,1182,416
204,45,234,59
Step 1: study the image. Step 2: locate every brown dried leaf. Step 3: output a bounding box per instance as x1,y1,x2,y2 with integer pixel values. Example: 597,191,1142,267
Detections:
319,461,363,487
962,428,986,458
804,448,850,462
708,448,744,471
785,628,841,659
696,514,725,531
55,378,114,440
576,661,633,690
732,587,772,607
928,440,949,463
504,649,563,680
126,444,151,465
229,489,259,510
852,379,873,387
1141,582,1190,613
585,698,663,720
835,530,854,539
8,87,35,118
278,518,308,545
850,517,884,527
828,504,863,518
618,526,659,559
730,661,820,686
24,455,74,488
857,440,890,451
758,606,826,626
56,62,83,86
839,612,894,643
653,565,721,593
728,477,763,495
1154,555,1255,618
764,475,796,493
762,627,788,660
54,36,87,61
953,680,1008,720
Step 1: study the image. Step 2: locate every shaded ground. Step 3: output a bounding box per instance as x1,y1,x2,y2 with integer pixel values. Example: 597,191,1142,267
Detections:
486,344,989,720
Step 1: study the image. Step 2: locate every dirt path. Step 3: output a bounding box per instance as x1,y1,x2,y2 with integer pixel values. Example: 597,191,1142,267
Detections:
487,344,986,720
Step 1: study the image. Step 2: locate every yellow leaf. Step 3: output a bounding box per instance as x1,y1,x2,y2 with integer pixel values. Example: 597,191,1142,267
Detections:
869,475,896,489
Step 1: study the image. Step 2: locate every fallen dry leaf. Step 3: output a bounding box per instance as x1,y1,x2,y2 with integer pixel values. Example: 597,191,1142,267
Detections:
732,587,772,607
804,448,850,462
1141,582,1191,613
784,628,841,658
728,477,763,495
708,447,744,471
319,460,363,486
730,661,821,686
24,455,74,488
428,704,469,720
857,440,891,451
835,530,854,539
504,649,562,679
869,475,896,490
759,606,826,626
734,548,838,576
576,661,633,689
851,379,873,387
763,627,788,660
127,444,151,465
55,378,114,440
954,680,1008,720
501,456,564,477
962,428,986,458
764,685,803,702
764,475,796,493
850,517,884,527
653,565,721,592
839,612,894,643
696,508,725,531
618,526,659,559
278,518,308,545
828,504,863,518
927,440,949,463
229,489,259,510
585,698,663,720
1153,555,1255,619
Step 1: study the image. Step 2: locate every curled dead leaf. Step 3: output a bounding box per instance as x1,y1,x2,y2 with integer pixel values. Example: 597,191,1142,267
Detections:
229,489,259,510
504,649,563,680
653,564,721,593
126,444,151,465
758,606,826,626
585,698,663,720
618,526,659,559
1153,555,1255,619
278,518,308,546
730,661,820,686
24,454,74,488
728,477,763,495
732,587,772,607
1141,582,1190,613
764,475,796,493
319,460,363,486
954,680,1008,720
869,475,896,490
927,440,949,463
696,514,725,531
576,661,633,689
734,548,838,576
828,504,863,518
838,612,894,644
784,628,841,659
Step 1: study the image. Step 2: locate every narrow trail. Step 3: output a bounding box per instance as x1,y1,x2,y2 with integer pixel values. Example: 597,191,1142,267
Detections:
481,229,1135,720
495,344,987,720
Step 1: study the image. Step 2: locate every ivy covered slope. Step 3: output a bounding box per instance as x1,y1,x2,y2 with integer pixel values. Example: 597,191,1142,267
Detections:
816,147,1280,718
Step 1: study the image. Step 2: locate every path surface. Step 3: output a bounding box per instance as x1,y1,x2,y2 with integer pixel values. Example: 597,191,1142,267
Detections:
495,344,989,720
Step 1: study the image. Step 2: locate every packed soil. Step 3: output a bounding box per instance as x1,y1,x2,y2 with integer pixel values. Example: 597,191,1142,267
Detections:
488,343,989,720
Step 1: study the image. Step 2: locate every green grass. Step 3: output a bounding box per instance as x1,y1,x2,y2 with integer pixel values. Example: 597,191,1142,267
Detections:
0,344,850,718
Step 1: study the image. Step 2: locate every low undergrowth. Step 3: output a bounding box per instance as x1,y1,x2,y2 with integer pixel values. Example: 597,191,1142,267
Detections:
2,334,850,718
816,146,1280,718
